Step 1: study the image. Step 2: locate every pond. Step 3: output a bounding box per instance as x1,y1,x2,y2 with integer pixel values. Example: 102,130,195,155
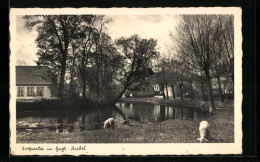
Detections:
16,102,203,132
116,102,202,121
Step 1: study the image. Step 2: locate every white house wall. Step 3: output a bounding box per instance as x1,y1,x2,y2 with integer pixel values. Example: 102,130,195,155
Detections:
16,85,53,100
164,87,173,97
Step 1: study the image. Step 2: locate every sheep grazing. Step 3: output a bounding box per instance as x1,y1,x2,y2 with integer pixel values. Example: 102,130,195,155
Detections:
197,121,209,143
104,118,115,129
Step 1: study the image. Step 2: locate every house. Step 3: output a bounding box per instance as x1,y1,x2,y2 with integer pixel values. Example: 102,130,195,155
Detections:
132,83,155,97
149,77,163,95
150,77,174,97
152,84,160,93
16,65,57,100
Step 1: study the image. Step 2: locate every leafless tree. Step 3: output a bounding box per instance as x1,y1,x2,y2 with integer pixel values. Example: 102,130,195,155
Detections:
215,15,234,84
172,15,224,109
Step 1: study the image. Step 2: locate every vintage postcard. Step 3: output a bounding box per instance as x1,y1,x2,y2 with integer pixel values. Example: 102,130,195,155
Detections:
10,7,242,155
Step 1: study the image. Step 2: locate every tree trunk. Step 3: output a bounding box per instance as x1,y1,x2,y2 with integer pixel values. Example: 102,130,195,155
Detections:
179,83,183,100
189,81,193,100
170,85,176,99
69,47,76,99
166,84,169,99
201,82,206,101
81,67,86,104
159,105,166,120
89,87,92,100
112,71,136,103
95,44,100,103
217,76,224,103
69,77,74,98
81,114,85,125
96,68,100,103
162,84,166,100
82,81,86,101
58,60,66,99
113,86,128,103
98,66,103,102
205,70,215,109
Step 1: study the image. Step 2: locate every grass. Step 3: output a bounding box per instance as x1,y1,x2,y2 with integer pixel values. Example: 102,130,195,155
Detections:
16,100,234,143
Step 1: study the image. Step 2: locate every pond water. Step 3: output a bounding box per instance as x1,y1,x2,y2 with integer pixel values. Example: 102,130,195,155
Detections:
16,102,202,131
116,102,201,121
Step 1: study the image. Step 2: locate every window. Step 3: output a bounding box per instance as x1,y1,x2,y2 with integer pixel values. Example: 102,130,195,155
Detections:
17,87,24,96
27,87,34,96
37,87,44,96
153,84,159,91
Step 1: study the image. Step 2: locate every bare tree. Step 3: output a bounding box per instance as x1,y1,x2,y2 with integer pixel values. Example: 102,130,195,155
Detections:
174,59,188,100
154,62,167,100
193,70,207,101
172,15,224,109
215,15,234,84
211,61,226,103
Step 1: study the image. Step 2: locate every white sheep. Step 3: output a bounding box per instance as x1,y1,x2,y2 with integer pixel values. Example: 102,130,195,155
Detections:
104,118,115,129
197,121,209,143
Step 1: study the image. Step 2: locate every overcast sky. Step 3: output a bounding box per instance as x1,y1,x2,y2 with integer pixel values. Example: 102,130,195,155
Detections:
15,15,177,65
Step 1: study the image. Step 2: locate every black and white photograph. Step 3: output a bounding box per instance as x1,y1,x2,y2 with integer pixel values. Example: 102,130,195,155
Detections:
9,8,242,155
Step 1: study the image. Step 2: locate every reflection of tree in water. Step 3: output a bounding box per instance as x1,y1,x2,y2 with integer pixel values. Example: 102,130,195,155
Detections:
148,105,198,121
159,105,166,121
112,104,127,120
19,103,198,126
183,108,189,120
116,102,136,119
79,106,117,125
131,103,158,121
165,106,175,120
174,108,182,120
117,102,158,121
153,105,160,121
125,102,130,107
17,104,128,130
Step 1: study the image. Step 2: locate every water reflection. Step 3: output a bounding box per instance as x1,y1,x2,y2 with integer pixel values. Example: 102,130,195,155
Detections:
116,102,200,122
17,102,201,130
17,105,122,130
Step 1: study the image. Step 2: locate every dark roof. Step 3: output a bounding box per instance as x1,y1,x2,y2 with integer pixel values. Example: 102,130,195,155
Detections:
16,66,53,85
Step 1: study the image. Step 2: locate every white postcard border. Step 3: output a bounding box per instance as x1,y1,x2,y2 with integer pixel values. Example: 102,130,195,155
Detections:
10,7,243,155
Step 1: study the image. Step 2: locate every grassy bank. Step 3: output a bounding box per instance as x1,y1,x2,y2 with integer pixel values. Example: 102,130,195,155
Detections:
17,100,234,143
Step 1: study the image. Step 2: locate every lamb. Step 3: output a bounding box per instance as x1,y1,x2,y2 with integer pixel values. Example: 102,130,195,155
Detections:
197,121,210,143
104,118,115,129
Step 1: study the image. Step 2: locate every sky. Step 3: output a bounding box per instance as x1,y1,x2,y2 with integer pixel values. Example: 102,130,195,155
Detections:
15,15,177,65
